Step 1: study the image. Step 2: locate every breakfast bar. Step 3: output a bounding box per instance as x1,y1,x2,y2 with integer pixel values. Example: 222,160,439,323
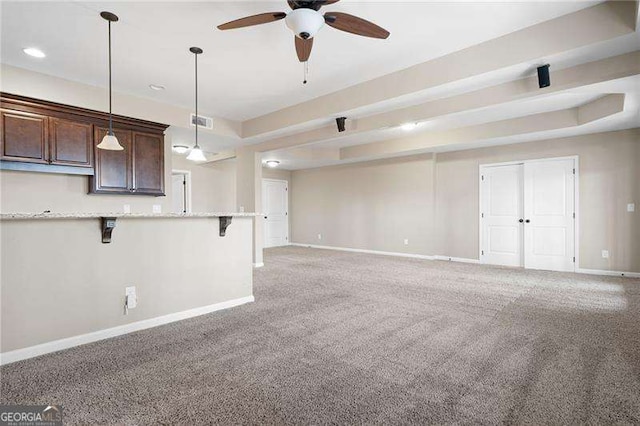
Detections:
0,212,259,363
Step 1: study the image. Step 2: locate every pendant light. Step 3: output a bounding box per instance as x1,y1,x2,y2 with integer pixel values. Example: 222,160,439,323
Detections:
187,47,207,162
97,11,124,151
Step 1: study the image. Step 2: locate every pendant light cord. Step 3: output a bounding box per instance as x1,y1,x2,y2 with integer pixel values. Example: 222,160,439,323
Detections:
108,20,113,136
194,51,199,149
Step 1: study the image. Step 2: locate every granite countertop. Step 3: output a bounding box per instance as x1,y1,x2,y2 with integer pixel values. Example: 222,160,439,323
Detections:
0,212,262,220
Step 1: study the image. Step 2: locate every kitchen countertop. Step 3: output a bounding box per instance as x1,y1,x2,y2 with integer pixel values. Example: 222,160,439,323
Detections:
0,212,261,220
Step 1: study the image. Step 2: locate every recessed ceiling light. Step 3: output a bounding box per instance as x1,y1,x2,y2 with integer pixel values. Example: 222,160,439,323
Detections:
172,145,189,154
23,47,46,58
149,84,165,91
400,122,419,131
266,160,280,168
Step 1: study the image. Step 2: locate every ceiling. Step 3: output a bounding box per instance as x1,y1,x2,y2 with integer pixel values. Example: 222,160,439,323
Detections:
0,1,598,121
2,1,638,171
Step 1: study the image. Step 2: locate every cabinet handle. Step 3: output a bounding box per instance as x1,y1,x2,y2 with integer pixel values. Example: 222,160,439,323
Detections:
525,219,531,223
518,219,524,223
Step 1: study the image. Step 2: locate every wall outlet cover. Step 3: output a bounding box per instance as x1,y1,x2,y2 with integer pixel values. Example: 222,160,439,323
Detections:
602,250,609,259
404,239,409,245
318,234,322,240
628,203,635,212
123,204,131,213
153,205,161,213
125,286,137,309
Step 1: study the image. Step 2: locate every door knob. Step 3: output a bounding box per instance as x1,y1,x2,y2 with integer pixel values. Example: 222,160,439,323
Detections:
525,219,531,223
519,219,524,223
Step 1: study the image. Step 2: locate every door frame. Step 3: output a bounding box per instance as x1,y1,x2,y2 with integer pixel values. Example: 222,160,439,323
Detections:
479,155,579,270
171,169,192,213
262,178,289,247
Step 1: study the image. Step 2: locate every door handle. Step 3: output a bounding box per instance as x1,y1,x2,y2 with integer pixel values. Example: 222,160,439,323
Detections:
519,219,524,223
525,219,530,223
264,216,268,219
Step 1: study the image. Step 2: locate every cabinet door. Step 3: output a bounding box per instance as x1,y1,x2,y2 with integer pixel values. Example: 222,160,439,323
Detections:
49,118,93,167
0,109,48,163
90,127,132,194
132,131,165,196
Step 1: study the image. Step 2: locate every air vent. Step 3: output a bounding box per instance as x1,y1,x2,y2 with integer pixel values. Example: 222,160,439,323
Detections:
190,113,213,130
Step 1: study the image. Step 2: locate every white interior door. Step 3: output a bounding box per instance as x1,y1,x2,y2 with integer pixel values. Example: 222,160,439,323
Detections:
481,164,524,267
262,179,289,248
172,174,186,214
524,158,575,272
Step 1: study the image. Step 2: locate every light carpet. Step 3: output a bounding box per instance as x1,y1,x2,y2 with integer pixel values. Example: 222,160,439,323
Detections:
1,246,639,424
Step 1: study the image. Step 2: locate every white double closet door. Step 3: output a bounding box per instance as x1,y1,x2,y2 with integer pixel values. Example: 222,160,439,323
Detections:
481,158,575,272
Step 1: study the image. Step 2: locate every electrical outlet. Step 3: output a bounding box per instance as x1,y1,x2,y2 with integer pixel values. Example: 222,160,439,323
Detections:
123,204,131,213
152,205,162,214
317,234,322,240
628,203,635,212
239,206,245,213
602,250,609,259
404,239,409,245
125,286,137,311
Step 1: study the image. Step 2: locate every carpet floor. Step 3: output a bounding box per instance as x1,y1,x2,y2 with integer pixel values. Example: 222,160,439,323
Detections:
2,246,640,424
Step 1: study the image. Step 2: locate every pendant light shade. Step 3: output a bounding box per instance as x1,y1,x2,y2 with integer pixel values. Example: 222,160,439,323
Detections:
186,146,207,162
97,11,124,151
97,134,124,151
188,46,206,162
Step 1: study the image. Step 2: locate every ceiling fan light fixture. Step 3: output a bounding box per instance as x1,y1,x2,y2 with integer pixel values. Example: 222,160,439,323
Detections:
285,8,325,39
266,160,280,168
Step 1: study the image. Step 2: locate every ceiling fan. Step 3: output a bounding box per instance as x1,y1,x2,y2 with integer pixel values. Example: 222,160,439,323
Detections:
217,0,390,63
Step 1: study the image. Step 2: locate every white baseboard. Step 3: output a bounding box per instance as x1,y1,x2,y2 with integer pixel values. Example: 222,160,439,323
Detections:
433,255,480,264
253,263,264,268
576,268,640,278
0,295,255,366
289,244,640,278
290,243,434,260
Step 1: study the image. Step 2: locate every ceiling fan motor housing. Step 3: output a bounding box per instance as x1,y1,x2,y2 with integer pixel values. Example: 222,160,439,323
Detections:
286,8,325,39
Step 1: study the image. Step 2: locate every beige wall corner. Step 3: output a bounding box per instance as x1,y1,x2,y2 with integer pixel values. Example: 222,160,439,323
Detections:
236,147,264,265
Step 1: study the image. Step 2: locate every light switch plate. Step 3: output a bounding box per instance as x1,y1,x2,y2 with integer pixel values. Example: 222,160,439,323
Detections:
628,203,635,212
318,234,322,240
152,205,161,213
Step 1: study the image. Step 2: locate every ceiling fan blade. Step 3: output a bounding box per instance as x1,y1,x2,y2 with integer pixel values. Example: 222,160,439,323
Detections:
295,36,313,62
318,0,340,5
287,1,299,9
324,12,390,39
217,12,286,30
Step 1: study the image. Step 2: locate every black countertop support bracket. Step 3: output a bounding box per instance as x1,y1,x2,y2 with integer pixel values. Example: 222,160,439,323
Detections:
219,216,232,237
101,217,117,243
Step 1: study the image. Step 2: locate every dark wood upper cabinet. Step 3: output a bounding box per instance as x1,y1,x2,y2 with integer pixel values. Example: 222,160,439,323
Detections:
1,109,48,164
91,127,132,194
49,118,93,167
132,132,164,195
1,93,168,195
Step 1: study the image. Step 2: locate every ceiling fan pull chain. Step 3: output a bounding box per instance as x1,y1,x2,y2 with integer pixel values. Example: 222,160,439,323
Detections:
303,61,309,85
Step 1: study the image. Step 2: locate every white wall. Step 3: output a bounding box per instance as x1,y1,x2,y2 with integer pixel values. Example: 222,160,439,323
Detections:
291,130,640,273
